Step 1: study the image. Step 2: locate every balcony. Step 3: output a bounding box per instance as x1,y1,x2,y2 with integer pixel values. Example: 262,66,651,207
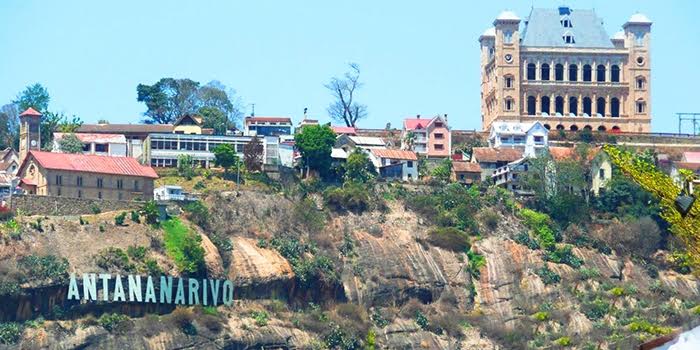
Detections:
522,80,628,89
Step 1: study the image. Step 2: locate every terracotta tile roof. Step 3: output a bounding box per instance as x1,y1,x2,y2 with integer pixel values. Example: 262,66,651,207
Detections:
54,133,127,144
0,173,15,184
331,126,357,135
675,162,700,172
683,152,700,163
548,146,574,161
245,116,292,123
25,151,158,179
452,161,482,173
371,149,418,161
472,147,523,163
404,118,429,130
77,124,174,134
19,107,41,117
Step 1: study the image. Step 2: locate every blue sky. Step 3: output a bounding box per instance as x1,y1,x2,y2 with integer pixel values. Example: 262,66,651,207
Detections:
0,0,696,132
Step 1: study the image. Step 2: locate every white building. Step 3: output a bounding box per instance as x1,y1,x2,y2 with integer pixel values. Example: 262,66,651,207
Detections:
336,135,387,153
488,121,548,157
154,185,186,201
145,133,253,168
368,149,418,181
244,116,293,137
53,133,128,157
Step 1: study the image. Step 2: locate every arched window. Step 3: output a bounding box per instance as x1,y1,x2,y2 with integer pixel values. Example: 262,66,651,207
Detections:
570,125,579,131
555,96,564,115
541,64,550,81
596,97,606,116
504,75,514,88
527,64,536,80
504,98,514,111
636,100,646,114
527,96,536,115
597,125,607,132
543,124,551,130
584,125,592,131
569,97,578,116
611,98,620,117
541,96,551,115
555,64,564,81
569,64,578,81
556,125,565,130
612,126,621,133
583,97,592,116
596,64,606,82
636,77,646,90
583,65,592,82
611,65,620,82
504,31,513,44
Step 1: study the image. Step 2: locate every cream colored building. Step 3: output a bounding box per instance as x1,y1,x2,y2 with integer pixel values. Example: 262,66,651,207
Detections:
479,7,652,133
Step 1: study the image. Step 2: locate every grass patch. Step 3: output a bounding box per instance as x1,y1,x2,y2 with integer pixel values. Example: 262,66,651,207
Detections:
162,218,205,275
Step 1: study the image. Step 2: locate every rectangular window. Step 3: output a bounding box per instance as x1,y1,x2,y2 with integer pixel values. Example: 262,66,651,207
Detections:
77,176,83,187
407,161,414,168
504,31,513,44
95,144,108,153
117,179,124,189
77,190,82,198
82,143,91,152
98,191,102,199
434,122,443,128
134,180,140,191
636,102,646,114
599,168,605,179
55,175,62,185
97,178,104,188
534,136,544,143
57,187,61,196
505,77,513,88
434,144,444,150
434,133,444,139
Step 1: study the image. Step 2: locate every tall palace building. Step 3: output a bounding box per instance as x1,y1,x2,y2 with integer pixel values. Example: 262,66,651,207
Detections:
479,6,652,133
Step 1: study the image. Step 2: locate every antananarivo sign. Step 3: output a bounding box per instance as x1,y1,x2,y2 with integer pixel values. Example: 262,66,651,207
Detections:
67,273,235,306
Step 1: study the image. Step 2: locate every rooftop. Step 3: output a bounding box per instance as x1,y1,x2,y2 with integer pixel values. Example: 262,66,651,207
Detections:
496,10,520,22
54,132,127,144
370,149,418,161
245,116,292,124
19,107,42,117
331,126,357,135
452,161,482,173
490,121,545,135
348,136,386,147
77,123,174,134
521,7,613,48
472,147,524,163
627,13,652,25
23,151,158,179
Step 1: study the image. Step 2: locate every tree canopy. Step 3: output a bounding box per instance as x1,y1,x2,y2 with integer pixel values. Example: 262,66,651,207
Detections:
137,78,242,126
212,144,239,174
294,125,336,177
199,106,230,135
343,149,376,183
57,133,84,154
14,83,50,112
325,63,367,127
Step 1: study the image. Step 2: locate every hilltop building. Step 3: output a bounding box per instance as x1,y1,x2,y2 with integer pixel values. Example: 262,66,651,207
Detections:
488,121,548,157
244,116,293,137
479,7,652,133
401,115,452,158
53,133,128,157
0,149,19,175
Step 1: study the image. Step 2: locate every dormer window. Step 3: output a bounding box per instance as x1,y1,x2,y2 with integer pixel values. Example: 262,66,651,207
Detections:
560,17,573,28
563,32,575,44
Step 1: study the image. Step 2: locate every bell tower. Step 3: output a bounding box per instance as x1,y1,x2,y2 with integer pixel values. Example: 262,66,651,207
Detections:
19,107,42,163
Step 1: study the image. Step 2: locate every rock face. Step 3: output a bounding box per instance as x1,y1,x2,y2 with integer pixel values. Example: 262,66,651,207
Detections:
199,233,225,278
227,237,295,299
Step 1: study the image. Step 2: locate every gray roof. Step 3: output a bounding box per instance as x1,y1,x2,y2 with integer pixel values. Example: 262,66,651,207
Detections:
521,7,613,48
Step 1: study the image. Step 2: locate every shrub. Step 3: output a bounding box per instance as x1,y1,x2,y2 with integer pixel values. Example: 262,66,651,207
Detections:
480,211,500,230
183,201,209,229
371,309,389,328
593,217,661,257
114,212,127,226
162,219,205,275
98,313,131,333
95,247,134,273
0,281,21,297
30,218,43,232
3,219,21,239
292,198,325,233
415,311,429,330
609,286,626,297
323,183,374,214
79,217,87,225
127,246,147,261
324,323,362,350
578,267,600,281
515,231,539,250
91,205,101,214
535,265,560,285
141,200,160,226
17,255,69,284
668,251,692,274
250,310,269,327
0,323,22,344
627,318,673,336
425,227,470,252
554,336,572,347
532,311,549,322
99,224,105,232
130,211,140,223
467,251,487,279
519,209,556,250
144,258,162,275
582,298,610,321
545,245,583,268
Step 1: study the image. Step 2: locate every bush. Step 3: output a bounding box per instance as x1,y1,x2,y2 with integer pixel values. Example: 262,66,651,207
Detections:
114,212,127,226
323,183,373,214
162,219,205,275
582,298,610,321
668,251,692,274
17,255,69,284
532,311,549,321
98,313,131,333
267,237,337,287
467,251,487,279
627,318,673,336
545,245,583,268
183,201,209,229
578,267,600,281
250,310,269,327
130,211,140,223
593,217,661,257
141,200,160,226
0,323,22,344
425,227,470,252
519,209,556,250
127,246,147,261
415,311,429,330
514,231,539,250
91,205,101,214
292,198,325,233
95,247,134,273
0,281,21,297
170,307,196,335
535,265,560,285
554,336,572,347
480,211,500,230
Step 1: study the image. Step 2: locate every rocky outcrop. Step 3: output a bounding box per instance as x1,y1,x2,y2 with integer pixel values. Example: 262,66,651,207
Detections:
199,233,224,278
227,237,295,300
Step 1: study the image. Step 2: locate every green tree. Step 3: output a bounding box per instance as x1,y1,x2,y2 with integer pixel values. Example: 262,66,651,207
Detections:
343,149,375,183
58,133,84,153
243,136,264,172
0,105,19,150
212,144,239,175
40,111,63,150
403,131,415,151
199,106,229,135
294,124,336,177
56,115,83,133
177,154,196,180
431,159,452,182
14,83,50,112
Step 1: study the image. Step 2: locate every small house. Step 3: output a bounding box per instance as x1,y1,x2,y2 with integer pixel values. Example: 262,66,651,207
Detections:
451,161,482,184
368,149,418,181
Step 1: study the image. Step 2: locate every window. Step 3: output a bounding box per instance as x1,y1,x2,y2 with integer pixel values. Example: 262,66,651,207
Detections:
636,101,646,114
77,190,82,198
611,65,620,82
611,98,620,117
541,64,550,81
95,144,108,153
505,76,513,88
599,169,605,179
583,65,592,82
97,178,104,188
57,187,61,196
534,136,544,144
527,96,536,115
562,34,575,44
596,65,606,82
503,30,513,44
117,179,124,189
636,77,646,90
555,96,564,115
568,64,578,81
435,133,444,139
504,98,514,111
596,97,606,116
555,64,564,81
82,143,90,152
583,97,592,116
407,161,414,168
527,63,536,80
635,32,644,46
55,175,62,185
560,17,572,28
434,122,443,128
435,144,444,150
569,97,578,116
98,191,102,199
541,96,551,115
134,180,140,191
76,176,83,187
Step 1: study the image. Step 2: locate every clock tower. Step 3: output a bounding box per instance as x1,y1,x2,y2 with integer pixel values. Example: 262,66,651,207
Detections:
19,107,42,164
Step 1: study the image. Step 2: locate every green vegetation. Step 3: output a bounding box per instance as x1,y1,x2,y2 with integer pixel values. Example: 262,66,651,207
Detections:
532,311,549,322
212,144,240,177
57,133,84,153
96,247,134,272
294,124,336,178
430,158,452,183
183,200,209,229
415,311,429,330
177,154,196,180
627,318,673,336
130,211,140,224
545,245,583,268
554,336,572,346
265,236,337,287
17,255,69,284
467,250,487,279
342,149,376,183
0,322,22,345
425,227,470,252
243,136,264,172
250,310,269,327
535,265,560,285
140,200,160,226
162,218,206,275
582,298,610,321
98,313,131,333
323,182,376,214
292,198,325,233
114,212,127,226
519,209,556,250
406,183,481,234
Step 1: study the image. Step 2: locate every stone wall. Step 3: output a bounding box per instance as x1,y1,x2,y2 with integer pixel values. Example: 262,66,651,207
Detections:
10,194,142,216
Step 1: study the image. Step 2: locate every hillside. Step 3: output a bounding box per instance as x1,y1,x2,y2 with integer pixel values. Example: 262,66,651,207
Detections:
0,178,699,349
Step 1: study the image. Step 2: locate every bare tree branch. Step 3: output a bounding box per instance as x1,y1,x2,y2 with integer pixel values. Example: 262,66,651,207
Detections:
325,63,368,127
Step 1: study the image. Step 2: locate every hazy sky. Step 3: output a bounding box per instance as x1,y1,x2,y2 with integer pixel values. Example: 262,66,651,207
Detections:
0,0,696,132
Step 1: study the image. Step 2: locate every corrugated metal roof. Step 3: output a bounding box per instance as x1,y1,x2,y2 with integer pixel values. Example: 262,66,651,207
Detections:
682,152,700,163
472,147,523,163
452,161,482,173
26,151,158,179
245,116,292,123
78,124,174,134
371,149,417,161
349,136,386,146
54,132,127,144
521,8,613,48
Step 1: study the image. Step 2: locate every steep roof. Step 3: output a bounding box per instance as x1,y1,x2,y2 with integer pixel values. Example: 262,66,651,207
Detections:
404,115,448,131
173,114,203,126
54,133,127,144
77,124,174,134
331,126,357,135
521,7,613,48
472,147,523,163
452,161,482,173
490,121,545,135
19,107,41,117
371,149,417,161
22,151,158,179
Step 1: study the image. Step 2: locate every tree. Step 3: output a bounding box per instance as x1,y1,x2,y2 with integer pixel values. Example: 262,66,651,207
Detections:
57,115,83,133
14,83,50,112
294,124,336,177
212,144,239,175
58,133,84,153
0,105,19,150
431,159,452,183
243,136,264,172
136,78,242,125
343,149,376,183
40,111,63,150
325,63,367,127
199,106,229,135
403,131,415,151
177,154,196,180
